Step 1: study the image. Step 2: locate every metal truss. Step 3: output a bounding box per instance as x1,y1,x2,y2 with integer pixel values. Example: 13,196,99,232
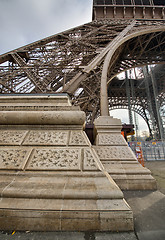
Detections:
0,19,165,138
108,64,165,139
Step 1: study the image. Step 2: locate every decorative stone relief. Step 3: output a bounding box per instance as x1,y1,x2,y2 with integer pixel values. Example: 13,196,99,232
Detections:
0,130,27,145
95,147,118,160
23,131,68,146
27,148,81,170
69,131,89,146
119,146,136,159
83,149,98,170
98,134,127,146
95,146,135,160
0,148,31,169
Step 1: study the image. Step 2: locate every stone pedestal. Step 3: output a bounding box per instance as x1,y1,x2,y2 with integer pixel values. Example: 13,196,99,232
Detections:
94,116,157,190
0,95,133,231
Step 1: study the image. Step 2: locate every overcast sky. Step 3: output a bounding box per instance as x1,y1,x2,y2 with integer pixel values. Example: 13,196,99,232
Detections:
0,0,93,54
0,0,149,134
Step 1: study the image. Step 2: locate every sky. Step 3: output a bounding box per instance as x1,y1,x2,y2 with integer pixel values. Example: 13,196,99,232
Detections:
110,109,149,138
0,0,149,135
0,0,93,54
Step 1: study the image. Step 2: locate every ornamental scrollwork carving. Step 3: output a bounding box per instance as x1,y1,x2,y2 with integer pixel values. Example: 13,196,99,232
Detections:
23,131,68,145
27,148,81,170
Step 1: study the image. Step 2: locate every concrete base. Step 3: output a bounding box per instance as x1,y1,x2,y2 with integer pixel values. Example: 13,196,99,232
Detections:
0,172,133,232
95,158,157,190
0,95,133,232
1,160,164,239
94,116,157,190
0,231,138,240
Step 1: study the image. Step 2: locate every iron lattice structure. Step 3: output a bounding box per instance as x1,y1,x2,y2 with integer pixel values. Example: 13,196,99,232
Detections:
0,0,165,139
108,64,165,138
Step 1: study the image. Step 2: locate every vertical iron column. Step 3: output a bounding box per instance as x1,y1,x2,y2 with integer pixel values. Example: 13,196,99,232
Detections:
131,69,139,140
125,71,133,125
143,66,156,139
149,66,164,140
125,71,134,141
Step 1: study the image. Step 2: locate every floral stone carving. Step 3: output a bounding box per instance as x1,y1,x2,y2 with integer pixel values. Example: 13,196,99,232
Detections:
0,130,28,145
83,149,98,170
23,130,68,146
98,134,127,146
0,147,31,169
27,148,81,170
95,146,135,160
69,131,89,146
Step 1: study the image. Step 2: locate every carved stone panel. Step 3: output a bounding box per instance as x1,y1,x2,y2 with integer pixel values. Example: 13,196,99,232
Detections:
69,131,89,146
0,130,28,145
83,149,98,170
95,146,136,160
0,147,31,170
23,131,68,146
98,134,127,146
26,148,81,170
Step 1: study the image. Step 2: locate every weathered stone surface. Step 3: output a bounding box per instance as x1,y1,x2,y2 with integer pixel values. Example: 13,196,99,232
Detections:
0,95,72,107
97,133,127,146
27,148,81,170
94,116,122,133
94,116,157,190
69,131,90,146
0,95,133,231
0,208,133,232
0,130,28,145
95,146,136,160
0,172,133,231
0,111,86,125
0,147,31,170
83,149,98,171
23,130,68,146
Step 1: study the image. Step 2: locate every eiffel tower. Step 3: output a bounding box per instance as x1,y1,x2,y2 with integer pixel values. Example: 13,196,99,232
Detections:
0,1,164,231
0,0,165,137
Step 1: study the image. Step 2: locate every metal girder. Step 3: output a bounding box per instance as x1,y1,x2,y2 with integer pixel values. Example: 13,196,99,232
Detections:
0,19,165,139
11,53,48,92
108,64,165,139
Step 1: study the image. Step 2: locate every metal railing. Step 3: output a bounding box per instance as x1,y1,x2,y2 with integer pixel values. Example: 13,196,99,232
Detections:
129,141,165,161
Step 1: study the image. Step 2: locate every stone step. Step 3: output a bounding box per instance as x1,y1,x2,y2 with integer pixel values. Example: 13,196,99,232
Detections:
0,172,133,231
0,197,133,232
0,173,123,200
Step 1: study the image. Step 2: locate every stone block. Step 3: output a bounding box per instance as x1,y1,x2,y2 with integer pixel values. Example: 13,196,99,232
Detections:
69,130,90,146
0,95,134,231
94,116,157,190
0,147,32,170
23,130,68,146
26,147,81,171
0,130,28,145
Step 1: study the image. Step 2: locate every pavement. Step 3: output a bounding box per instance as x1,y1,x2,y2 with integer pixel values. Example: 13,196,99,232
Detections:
145,161,165,195
0,160,165,240
124,190,165,240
